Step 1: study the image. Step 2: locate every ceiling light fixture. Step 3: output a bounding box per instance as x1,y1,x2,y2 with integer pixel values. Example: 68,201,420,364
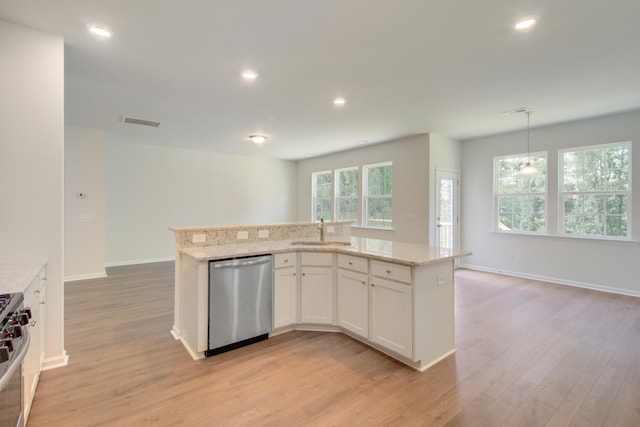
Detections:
88,26,112,38
514,17,536,31
249,135,266,144
517,111,539,176
333,97,346,106
242,70,258,80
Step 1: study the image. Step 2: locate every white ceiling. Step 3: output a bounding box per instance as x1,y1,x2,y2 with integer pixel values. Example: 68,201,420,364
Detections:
2,0,639,160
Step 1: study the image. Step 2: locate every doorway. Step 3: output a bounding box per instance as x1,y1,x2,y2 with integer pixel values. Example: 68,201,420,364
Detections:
435,169,459,253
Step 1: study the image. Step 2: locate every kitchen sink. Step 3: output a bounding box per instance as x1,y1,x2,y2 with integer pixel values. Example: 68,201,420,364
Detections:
290,240,351,246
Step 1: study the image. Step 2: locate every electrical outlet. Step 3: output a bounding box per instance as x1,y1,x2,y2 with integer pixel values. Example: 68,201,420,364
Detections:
237,231,249,240
258,229,269,238
192,233,206,243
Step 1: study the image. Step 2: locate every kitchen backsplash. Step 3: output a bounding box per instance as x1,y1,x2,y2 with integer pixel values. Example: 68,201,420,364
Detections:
170,222,351,249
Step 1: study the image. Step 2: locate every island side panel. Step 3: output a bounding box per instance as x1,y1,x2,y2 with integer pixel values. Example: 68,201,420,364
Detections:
178,253,209,359
413,259,455,370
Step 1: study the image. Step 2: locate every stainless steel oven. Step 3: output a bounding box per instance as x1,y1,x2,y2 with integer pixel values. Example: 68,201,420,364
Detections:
1,293,31,427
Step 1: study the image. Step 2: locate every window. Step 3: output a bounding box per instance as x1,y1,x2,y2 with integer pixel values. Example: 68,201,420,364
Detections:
310,161,393,228
560,142,631,238
494,152,547,233
312,171,332,221
364,162,393,228
335,167,359,224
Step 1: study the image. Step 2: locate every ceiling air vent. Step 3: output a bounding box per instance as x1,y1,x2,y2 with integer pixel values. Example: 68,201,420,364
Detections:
121,116,160,127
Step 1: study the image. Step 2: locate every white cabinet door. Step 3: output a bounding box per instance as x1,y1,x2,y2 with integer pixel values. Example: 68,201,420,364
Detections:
300,266,334,324
274,266,297,328
337,268,368,338
23,268,46,422
370,276,413,359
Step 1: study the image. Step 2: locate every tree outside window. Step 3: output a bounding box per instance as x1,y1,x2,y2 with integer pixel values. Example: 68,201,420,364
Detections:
336,167,359,224
561,142,630,238
312,171,332,221
364,162,392,228
494,152,547,233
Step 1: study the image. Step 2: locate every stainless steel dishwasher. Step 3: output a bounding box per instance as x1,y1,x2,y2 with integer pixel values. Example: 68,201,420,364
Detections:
206,254,273,356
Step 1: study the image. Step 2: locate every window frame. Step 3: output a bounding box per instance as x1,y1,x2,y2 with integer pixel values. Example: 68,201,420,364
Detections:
363,161,393,229
559,141,632,240
335,166,360,225
493,151,548,234
311,170,333,222
310,161,393,229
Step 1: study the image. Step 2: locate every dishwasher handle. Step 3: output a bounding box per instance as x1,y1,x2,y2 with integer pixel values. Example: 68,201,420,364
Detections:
212,255,272,270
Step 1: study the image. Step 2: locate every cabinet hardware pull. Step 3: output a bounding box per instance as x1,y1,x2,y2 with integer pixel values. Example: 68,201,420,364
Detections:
348,262,353,265
34,290,40,294
30,320,37,327
284,259,288,263
386,269,391,274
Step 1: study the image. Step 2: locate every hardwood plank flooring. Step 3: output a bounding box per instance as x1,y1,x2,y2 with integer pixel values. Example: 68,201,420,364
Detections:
27,264,640,426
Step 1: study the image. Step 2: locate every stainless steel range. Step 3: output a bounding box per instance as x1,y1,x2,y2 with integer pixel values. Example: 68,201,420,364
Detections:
0,293,31,427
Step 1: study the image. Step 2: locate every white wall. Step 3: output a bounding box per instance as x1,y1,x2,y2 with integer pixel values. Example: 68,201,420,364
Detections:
296,135,431,244
105,142,297,265
64,127,106,280
461,109,640,296
428,133,462,246
0,21,66,368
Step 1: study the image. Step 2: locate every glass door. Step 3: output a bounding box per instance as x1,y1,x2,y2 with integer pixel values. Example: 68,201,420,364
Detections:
435,169,459,253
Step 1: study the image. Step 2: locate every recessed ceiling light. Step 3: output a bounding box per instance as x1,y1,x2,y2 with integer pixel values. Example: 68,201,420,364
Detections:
249,135,267,144
333,97,346,106
88,26,112,38
514,17,536,31
242,70,258,80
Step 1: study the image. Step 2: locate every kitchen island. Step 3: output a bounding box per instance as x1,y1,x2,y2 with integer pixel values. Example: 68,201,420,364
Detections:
170,223,470,371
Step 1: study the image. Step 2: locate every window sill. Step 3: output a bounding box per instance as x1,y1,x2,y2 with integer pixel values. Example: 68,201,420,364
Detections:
352,225,395,232
490,230,640,245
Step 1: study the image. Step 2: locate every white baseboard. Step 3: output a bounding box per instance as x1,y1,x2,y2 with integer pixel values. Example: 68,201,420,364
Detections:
459,262,640,298
64,271,107,282
105,256,175,268
42,350,69,371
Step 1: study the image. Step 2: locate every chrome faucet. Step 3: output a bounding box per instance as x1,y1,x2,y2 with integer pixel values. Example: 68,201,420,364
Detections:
318,218,325,242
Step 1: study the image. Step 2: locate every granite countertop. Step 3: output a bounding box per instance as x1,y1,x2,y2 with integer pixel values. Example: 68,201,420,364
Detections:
0,259,47,294
180,237,471,266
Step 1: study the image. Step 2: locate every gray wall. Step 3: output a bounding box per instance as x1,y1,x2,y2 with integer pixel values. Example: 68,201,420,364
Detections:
296,135,432,244
65,127,106,280
461,109,640,296
104,141,297,266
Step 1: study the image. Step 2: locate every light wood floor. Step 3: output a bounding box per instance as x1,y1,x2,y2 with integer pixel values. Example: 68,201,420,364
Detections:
28,263,640,426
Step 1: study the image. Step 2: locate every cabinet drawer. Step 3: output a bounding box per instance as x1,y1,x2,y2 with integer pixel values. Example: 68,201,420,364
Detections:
274,252,297,269
300,252,333,267
337,254,368,274
371,260,412,284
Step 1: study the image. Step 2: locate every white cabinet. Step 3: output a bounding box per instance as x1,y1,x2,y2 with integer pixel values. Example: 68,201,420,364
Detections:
300,252,334,325
22,265,46,422
337,255,368,338
370,261,413,359
273,253,297,329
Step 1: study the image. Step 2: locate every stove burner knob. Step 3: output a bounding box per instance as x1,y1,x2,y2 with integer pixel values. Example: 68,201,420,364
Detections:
0,346,9,363
2,338,13,352
20,308,32,319
8,324,22,338
13,313,30,326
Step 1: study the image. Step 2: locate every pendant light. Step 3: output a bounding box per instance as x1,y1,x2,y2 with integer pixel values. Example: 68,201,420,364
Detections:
517,111,539,176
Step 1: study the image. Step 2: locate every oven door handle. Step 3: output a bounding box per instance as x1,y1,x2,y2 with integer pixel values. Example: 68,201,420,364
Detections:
0,326,30,392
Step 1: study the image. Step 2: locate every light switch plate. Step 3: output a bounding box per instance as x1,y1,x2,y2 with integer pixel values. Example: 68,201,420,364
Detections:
237,231,249,239
258,229,269,238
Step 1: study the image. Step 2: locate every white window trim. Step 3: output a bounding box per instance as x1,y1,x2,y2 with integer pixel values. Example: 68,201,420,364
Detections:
310,161,393,229
335,166,360,225
493,151,548,234
558,141,632,240
311,170,333,222
363,161,393,229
